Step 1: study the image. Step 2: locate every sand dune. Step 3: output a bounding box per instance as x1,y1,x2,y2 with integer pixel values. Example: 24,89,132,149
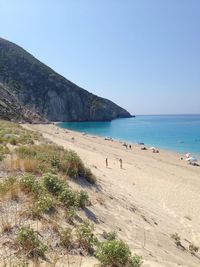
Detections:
23,123,200,267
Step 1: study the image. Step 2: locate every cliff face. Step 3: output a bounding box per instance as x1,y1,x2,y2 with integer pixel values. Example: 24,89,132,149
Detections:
0,37,131,122
0,83,47,123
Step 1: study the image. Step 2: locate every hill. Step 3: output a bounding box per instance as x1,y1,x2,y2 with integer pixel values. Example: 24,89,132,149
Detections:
0,37,131,122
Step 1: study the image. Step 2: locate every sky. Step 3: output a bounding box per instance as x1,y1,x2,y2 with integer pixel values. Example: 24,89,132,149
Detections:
0,0,200,115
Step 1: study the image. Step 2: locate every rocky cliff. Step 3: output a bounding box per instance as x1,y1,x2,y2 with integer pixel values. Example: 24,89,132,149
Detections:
0,37,131,122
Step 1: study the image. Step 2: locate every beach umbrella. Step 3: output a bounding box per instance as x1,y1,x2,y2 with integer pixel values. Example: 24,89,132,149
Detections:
185,153,192,158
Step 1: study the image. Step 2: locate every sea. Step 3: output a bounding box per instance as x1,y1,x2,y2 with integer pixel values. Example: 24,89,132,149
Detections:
57,114,200,157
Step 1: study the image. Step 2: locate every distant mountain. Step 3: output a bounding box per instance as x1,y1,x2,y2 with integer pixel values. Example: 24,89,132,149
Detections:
0,37,131,123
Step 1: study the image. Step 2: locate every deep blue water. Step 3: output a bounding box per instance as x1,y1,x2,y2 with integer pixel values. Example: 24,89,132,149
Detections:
57,115,200,157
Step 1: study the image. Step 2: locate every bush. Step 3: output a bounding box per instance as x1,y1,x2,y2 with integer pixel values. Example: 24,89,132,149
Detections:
32,194,54,216
20,175,36,193
50,154,61,169
59,188,79,207
16,144,96,183
95,239,142,267
20,175,54,216
63,150,85,178
65,207,76,224
0,152,4,162
10,137,17,145
0,176,18,199
60,228,72,248
17,146,37,158
43,173,66,195
17,227,47,257
43,173,88,208
0,144,9,161
78,190,89,208
20,175,44,196
102,230,117,241
76,220,97,252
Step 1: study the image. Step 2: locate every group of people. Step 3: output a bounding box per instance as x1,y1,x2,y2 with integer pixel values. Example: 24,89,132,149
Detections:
105,158,123,169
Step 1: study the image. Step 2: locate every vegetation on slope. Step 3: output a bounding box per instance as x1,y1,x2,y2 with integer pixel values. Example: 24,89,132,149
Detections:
0,120,142,266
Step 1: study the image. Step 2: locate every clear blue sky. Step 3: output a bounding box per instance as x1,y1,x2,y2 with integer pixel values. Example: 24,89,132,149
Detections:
0,0,199,115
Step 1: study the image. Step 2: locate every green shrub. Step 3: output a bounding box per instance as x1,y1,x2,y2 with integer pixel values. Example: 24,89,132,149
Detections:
17,227,47,257
0,181,7,195
20,175,36,193
59,188,78,207
78,190,89,208
102,230,117,241
18,133,34,145
15,144,96,183
65,207,76,224
43,173,66,195
63,150,85,178
43,173,88,208
76,220,97,252
20,175,54,216
32,194,54,216
0,152,4,162
0,144,9,161
0,176,18,197
17,146,37,158
10,137,17,145
20,175,44,196
95,239,142,267
60,228,72,248
6,176,17,185
50,154,61,169
129,255,143,267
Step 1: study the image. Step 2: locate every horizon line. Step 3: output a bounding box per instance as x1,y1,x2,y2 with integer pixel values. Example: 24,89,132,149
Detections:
134,113,200,116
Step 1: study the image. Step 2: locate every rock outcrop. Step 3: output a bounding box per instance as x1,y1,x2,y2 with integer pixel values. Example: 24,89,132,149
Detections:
0,37,131,122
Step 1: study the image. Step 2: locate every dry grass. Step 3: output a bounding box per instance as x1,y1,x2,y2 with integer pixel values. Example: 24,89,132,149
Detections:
23,159,39,173
9,184,20,201
0,120,100,265
51,221,60,233
0,218,12,233
6,155,22,171
5,156,39,174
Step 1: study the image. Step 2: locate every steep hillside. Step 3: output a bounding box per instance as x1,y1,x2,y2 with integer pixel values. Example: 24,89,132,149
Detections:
0,83,47,122
0,37,131,122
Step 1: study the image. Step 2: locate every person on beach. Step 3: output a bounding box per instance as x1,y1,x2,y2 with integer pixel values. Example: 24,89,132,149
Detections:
119,158,122,169
129,144,132,149
105,158,108,168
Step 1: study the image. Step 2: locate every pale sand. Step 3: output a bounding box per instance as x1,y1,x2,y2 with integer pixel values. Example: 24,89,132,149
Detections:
23,123,200,267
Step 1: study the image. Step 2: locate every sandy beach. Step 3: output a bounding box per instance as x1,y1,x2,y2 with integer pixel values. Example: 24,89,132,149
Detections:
23,123,200,267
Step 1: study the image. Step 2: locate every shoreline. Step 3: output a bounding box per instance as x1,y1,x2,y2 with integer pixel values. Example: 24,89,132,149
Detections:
56,122,198,158
22,123,200,267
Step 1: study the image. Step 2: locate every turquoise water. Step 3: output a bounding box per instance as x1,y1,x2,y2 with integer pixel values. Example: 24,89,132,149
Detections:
57,115,200,157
